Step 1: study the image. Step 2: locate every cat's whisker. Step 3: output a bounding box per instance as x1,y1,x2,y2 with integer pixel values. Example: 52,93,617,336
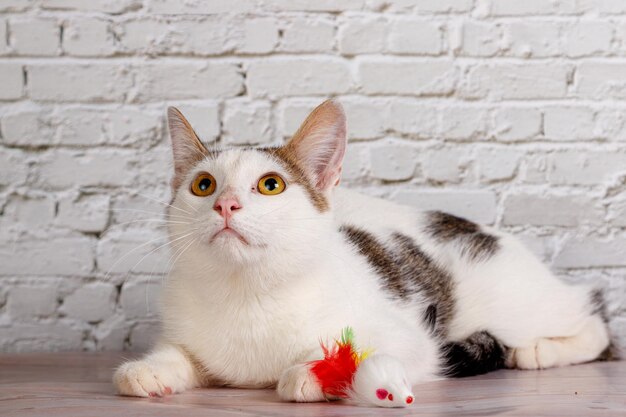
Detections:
122,229,198,285
164,234,200,279
133,192,195,215
108,208,194,221
101,228,195,282
108,218,192,228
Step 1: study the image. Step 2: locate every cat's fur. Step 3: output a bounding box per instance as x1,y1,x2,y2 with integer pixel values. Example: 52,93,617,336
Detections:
114,100,612,407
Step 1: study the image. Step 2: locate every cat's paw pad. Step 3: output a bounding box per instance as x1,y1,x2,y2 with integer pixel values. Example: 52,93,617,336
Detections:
513,339,559,370
351,354,414,408
277,363,325,403
114,360,176,397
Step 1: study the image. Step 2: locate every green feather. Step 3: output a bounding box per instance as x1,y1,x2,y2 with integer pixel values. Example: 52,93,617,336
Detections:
341,326,354,345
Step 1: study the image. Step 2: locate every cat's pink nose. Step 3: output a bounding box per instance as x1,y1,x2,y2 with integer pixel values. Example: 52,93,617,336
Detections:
213,197,241,219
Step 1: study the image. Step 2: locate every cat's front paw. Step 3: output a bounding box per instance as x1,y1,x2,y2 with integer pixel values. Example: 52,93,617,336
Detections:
114,360,180,397
277,363,326,403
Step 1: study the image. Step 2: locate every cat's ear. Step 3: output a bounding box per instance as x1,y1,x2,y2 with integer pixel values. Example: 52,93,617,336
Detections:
167,107,208,189
286,99,347,191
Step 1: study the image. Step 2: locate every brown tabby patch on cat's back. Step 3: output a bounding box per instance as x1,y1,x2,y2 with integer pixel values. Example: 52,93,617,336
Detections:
426,211,499,262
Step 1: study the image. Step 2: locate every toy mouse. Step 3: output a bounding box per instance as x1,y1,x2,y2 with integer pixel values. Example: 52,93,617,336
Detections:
309,327,415,408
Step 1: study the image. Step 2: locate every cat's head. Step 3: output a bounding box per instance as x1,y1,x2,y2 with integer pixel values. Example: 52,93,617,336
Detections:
166,100,346,276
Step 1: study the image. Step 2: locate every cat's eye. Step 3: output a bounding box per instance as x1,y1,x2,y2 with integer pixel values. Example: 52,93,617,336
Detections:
190,172,216,197
258,174,286,196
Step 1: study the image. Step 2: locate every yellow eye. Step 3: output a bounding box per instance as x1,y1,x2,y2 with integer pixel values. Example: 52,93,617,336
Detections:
190,172,216,196
258,174,286,196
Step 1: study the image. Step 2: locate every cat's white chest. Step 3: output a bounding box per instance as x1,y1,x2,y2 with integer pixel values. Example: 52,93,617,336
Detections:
163,282,315,387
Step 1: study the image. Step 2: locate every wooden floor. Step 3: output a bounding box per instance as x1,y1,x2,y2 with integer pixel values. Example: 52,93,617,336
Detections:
0,353,624,417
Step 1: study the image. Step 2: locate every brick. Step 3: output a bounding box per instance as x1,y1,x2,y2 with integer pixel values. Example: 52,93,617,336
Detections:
10,18,60,56
63,18,116,57
223,100,273,145
505,21,561,58
521,153,549,183
342,143,371,181
543,106,596,140
576,62,626,99
1,195,55,229
263,0,366,12
393,189,497,224
56,194,110,233
277,99,318,138
608,200,626,227
96,228,171,275
0,0,31,12
37,150,137,188
1,109,52,146
414,0,472,13
2,107,161,147
503,193,602,226
28,64,133,102
1,323,83,351
596,0,626,15
565,22,613,57
458,21,503,57
0,237,95,276
134,146,173,186
247,58,351,98
487,0,579,16
134,62,243,101
440,106,489,140
280,17,335,53
61,283,116,322
8,285,58,319
369,141,418,181
554,236,626,268
387,19,443,55
147,0,255,13
41,0,142,13
338,16,387,55
462,64,570,99
477,148,523,181
342,99,386,140
548,151,626,185
359,57,456,95
151,18,233,55
173,103,220,142
385,100,437,136
237,18,278,54
120,279,160,319
0,149,29,186
94,315,130,350
0,63,24,100
0,18,8,55
128,321,159,351
422,148,468,183
493,107,542,141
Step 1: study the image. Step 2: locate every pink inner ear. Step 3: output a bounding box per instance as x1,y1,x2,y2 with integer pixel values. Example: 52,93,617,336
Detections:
376,388,388,400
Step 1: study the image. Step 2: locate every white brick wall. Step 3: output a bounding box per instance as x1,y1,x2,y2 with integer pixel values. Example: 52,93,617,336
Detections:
1,0,625,353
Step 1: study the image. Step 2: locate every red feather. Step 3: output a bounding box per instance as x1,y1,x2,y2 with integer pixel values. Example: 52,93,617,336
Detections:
310,341,359,398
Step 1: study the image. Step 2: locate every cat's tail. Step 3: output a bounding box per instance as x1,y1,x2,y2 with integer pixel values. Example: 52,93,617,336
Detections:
441,331,510,377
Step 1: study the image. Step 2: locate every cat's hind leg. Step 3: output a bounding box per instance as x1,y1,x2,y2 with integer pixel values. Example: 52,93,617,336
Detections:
511,313,611,370
113,343,202,397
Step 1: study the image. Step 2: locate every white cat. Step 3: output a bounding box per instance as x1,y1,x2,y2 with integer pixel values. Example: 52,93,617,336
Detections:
114,100,612,408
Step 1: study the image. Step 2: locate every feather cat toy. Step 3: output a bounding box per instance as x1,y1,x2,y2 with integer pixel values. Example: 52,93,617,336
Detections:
309,327,415,408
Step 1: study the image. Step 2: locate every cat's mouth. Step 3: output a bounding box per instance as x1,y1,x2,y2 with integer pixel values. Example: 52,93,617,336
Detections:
211,226,249,245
